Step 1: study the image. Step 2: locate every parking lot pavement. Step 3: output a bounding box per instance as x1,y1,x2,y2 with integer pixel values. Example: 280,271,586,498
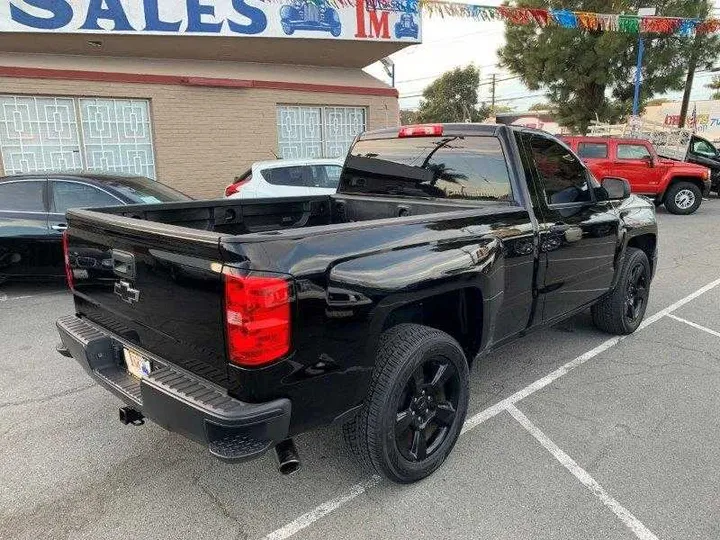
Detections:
2,200,720,540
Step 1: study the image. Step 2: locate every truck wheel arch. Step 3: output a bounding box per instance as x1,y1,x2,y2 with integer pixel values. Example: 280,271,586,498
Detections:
660,176,705,202
371,287,485,365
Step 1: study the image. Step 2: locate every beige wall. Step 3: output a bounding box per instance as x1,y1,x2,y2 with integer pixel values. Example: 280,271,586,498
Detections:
0,74,399,198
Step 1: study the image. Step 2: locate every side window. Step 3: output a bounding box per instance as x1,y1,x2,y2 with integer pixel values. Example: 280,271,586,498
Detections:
321,165,342,188
692,139,716,156
577,142,608,159
306,165,342,188
52,181,121,213
617,144,651,160
524,134,592,205
262,166,305,187
0,181,45,212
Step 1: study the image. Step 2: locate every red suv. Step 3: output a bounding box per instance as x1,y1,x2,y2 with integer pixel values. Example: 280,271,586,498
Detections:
563,136,711,215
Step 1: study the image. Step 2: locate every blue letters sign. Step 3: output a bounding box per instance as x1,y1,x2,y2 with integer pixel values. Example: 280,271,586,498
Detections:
0,0,421,41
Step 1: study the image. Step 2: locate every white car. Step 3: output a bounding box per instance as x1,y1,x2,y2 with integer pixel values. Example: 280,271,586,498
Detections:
224,158,344,198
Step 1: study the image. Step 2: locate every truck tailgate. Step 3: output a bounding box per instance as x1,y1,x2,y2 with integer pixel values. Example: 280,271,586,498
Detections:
66,210,231,387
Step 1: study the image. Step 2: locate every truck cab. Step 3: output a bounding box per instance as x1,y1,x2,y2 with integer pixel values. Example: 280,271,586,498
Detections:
564,136,711,215
686,135,720,193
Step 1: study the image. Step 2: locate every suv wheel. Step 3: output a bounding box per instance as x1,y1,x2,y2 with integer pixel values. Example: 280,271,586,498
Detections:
664,182,701,214
591,247,650,335
343,324,469,483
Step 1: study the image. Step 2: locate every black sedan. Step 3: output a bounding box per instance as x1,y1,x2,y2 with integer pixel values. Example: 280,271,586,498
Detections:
0,173,190,282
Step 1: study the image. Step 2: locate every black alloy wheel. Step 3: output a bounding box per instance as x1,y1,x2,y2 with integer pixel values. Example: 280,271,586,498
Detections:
395,359,461,462
343,324,470,483
624,261,649,323
591,247,651,335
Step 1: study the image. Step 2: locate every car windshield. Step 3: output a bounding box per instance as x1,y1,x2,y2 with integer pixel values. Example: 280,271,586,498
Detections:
101,176,191,203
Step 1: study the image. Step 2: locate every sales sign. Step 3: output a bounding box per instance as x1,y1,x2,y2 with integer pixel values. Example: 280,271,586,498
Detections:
0,0,422,42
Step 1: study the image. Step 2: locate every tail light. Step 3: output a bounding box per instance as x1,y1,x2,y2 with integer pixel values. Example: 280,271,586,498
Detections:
399,124,443,138
224,271,291,367
62,231,74,290
225,176,251,197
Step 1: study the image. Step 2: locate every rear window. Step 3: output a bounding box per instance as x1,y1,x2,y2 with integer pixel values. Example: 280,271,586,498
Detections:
577,142,608,159
102,176,191,203
262,165,341,189
340,136,512,201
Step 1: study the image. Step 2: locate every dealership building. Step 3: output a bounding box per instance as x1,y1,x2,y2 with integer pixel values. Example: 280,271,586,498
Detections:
0,0,419,197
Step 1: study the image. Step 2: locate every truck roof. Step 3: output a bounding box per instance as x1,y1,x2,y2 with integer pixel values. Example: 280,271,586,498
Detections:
359,123,508,140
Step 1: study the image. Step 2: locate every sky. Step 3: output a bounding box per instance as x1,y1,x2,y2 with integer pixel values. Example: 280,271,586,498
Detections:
364,0,720,113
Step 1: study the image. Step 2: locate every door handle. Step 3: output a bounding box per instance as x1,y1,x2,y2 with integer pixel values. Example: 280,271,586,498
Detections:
549,223,570,234
51,223,68,231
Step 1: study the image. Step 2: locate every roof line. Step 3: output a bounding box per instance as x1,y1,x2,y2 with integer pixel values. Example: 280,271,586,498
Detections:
0,65,399,98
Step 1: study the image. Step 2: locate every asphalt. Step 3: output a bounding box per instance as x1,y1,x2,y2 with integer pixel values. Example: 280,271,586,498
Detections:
2,200,720,540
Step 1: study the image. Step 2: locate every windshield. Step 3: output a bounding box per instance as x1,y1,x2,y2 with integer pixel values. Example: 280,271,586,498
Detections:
103,176,192,203
339,136,513,201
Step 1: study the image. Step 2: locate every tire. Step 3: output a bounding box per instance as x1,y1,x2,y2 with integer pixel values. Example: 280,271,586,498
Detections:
591,247,651,335
664,181,702,215
343,324,470,483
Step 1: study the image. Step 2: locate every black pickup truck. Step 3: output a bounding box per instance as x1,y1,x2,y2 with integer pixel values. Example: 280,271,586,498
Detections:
56,124,657,483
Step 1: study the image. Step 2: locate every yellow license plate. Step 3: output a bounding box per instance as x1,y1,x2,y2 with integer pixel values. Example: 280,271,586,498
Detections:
123,348,152,379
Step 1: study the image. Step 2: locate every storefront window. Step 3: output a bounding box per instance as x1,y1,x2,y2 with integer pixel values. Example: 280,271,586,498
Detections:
0,95,156,178
277,105,366,159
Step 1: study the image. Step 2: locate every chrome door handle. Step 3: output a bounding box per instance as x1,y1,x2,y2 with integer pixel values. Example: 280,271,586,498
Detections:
51,224,68,231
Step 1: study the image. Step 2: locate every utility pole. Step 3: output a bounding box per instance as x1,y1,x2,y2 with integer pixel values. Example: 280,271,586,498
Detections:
679,37,699,128
679,0,708,128
632,7,656,117
491,73,496,114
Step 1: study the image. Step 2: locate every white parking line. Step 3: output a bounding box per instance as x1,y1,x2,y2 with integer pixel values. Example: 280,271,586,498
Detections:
260,277,720,540
263,476,381,540
667,314,720,339
506,404,660,540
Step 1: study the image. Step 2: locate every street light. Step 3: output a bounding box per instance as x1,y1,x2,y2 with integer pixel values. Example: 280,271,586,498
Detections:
632,7,657,117
380,57,395,88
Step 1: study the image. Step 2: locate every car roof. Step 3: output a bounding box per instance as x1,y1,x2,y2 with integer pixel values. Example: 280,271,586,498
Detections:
252,158,344,170
563,136,651,145
0,172,150,184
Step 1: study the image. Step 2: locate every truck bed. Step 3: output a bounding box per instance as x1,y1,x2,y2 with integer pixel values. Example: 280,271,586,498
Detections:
82,194,508,236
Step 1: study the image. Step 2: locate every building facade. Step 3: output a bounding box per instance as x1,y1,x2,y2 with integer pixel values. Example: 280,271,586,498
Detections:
0,0,420,197
643,100,720,144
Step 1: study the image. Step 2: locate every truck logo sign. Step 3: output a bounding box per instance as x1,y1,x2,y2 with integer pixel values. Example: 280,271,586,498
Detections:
114,280,140,304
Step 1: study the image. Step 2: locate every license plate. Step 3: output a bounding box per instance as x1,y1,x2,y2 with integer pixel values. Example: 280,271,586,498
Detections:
123,348,152,379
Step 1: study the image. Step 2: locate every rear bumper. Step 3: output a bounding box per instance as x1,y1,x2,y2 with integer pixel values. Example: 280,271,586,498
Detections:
56,314,291,462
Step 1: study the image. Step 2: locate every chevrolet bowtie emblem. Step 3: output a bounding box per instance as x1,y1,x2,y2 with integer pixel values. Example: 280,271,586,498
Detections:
114,280,140,304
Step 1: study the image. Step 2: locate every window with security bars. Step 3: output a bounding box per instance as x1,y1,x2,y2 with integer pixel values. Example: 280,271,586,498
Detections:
277,105,366,160
0,95,156,178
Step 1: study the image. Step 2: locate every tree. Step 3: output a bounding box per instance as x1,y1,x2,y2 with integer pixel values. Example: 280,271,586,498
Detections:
528,102,551,111
400,109,418,125
493,105,515,113
646,98,671,106
415,65,491,123
707,76,720,100
498,0,720,133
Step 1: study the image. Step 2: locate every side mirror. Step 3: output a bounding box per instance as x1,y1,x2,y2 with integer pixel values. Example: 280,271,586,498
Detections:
600,177,631,200
641,155,655,167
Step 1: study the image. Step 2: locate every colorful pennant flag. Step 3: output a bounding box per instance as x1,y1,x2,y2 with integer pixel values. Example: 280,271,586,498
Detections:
258,0,720,36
